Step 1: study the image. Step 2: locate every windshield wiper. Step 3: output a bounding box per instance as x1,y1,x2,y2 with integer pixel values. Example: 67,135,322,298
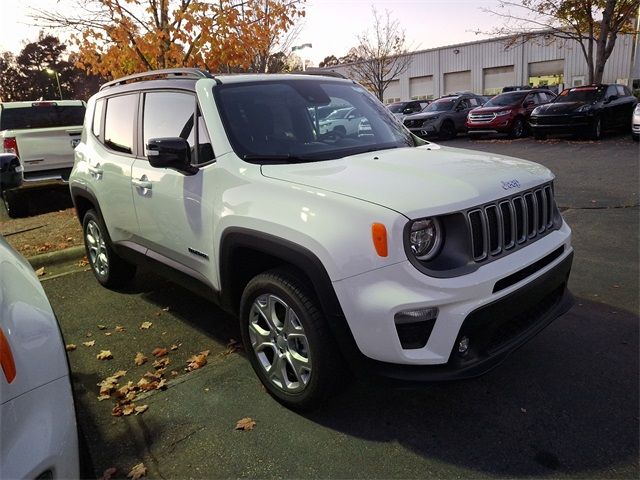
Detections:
242,153,316,164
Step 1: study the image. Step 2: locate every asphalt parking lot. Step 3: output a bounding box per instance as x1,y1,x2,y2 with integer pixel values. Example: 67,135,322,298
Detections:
36,133,638,479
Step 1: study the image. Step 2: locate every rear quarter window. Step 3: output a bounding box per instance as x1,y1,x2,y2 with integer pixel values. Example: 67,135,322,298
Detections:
0,104,85,130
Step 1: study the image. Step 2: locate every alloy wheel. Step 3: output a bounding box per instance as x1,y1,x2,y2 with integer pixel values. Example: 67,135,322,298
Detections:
248,294,312,393
85,219,109,277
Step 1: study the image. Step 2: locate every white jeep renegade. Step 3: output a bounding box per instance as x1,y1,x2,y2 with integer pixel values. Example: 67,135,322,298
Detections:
70,69,574,410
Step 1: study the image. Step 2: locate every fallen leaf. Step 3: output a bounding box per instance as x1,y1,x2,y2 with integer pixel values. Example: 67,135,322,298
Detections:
152,347,168,357
134,352,148,366
137,377,155,391
134,405,148,415
153,357,170,369
186,350,210,372
65,344,77,351
162,306,170,312
113,370,127,378
122,404,136,416
127,463,147,480
105,332,112,336
520,408,527,413
97,394,111,401
97,350,113,360
115,325,126,332
97,375,120,395
83,340,96,347
170,370,179,377
235,417,256,431
170,343,179,351
157,378,167,390
86,332,93,337
111,405,123,417
154,312,161,317
98,325,107,330
101,467,117,480
140,321,153,330
115,381,136,399
35,267,46,277
78,257,89,267
143,371,162,381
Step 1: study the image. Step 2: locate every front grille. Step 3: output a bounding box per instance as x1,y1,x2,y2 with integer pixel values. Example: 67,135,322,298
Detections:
404,119,424,128
531,115,566,126
467,184,555,262
469,113,496,123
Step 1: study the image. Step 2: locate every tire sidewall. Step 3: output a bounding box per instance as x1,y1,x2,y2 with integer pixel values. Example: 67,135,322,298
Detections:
239,273,328,409
82,210,112,286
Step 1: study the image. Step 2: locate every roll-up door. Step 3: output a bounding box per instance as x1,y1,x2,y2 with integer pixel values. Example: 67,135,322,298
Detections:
409,76,434,99
384,80,401,103
528,60,564,90
444,71,471,95
483,66,515,95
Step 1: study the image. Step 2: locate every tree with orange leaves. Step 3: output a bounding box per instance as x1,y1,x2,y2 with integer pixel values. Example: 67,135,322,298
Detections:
32,0,305,78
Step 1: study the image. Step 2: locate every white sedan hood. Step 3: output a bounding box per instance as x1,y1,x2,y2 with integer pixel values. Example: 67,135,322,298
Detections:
261,145,554,219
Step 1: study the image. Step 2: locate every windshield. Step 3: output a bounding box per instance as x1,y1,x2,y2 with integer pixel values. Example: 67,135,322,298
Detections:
556,87,603,103
387,103,407,113
483,93,526,107
214,79,414,163
423,98,456,112
0,104,85,130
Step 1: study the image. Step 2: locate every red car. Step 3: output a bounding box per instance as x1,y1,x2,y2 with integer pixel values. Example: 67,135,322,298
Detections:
466,89,556,138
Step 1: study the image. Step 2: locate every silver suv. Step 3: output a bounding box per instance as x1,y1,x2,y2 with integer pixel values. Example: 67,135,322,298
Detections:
403,93,485,139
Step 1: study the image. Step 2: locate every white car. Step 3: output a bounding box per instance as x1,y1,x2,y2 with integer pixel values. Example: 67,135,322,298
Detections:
70,69,574,410
318,107,364,136
632,103,640,141
0,237,79,478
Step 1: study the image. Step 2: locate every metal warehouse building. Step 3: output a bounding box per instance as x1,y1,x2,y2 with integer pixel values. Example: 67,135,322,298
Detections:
318,32,639,103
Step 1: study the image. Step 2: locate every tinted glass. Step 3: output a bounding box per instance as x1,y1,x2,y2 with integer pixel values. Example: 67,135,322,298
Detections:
104,94,137,154
387,102,407,113
0,104,85,130
616,85,627,97
556,86,604,103
92,99,104,138
214,79,414,163
484,92,527,107
424,98,456,112
525,93,539,105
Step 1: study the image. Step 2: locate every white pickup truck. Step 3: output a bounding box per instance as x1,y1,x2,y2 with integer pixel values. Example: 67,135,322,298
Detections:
0,100,85,217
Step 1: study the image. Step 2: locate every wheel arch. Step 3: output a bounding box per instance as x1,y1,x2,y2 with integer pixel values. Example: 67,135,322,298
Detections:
70,185,103,225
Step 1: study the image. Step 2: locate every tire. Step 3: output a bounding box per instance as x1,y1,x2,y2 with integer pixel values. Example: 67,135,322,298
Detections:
82,209,136,288
332,126,346,138
508,117,526,139
2,189,29,218
239,269,343,411
439,121,456,140
590,116,602,140
633,134,639,142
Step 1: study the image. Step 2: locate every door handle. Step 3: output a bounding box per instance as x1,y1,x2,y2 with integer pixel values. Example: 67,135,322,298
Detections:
131,177,152,190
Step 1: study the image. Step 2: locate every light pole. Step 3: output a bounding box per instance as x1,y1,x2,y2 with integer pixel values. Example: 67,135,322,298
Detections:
292,43,312,71
45,68,63,100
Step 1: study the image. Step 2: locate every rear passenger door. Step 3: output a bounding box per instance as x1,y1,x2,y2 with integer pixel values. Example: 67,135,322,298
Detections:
130,90,216,281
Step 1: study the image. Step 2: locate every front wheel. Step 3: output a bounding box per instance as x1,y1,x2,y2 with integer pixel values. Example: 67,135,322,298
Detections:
509,117,526,138
439,121,457,140
82,209,136,288
239,269,343,411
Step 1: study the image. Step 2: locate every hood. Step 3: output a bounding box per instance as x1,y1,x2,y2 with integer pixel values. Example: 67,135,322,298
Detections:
261,145,553,219
404,111,444,120
472,105,517,114
534,101,589,115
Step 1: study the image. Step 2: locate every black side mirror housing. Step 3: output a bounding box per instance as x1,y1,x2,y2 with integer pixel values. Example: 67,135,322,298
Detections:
0,153,23,191
605,95,618,103
146,138,197,175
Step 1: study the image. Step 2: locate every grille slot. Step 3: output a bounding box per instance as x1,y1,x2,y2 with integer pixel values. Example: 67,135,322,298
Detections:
467,184,557,262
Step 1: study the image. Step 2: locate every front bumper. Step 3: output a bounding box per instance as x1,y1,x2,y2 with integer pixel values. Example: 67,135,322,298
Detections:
332,221,573,379
466,118,514,133
529,115,593,134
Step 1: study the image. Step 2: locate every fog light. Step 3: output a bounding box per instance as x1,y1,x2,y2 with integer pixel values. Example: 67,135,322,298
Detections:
458,336,470,355
394,307,438,324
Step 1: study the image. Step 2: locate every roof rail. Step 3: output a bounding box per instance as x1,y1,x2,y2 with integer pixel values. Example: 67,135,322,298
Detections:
293,70,349,79
99,68,215,91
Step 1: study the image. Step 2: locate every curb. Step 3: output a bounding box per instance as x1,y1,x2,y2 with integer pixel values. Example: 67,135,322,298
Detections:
28,245,85,269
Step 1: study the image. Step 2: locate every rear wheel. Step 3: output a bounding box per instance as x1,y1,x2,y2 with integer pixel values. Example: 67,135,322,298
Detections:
82,209,136,288
240,269,343,411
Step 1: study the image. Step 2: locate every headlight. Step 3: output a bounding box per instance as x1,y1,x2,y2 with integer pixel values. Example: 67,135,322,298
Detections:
576,104,593,113
495,110,511,116
409,218,443,260
531,106,541,115
634,104,640,114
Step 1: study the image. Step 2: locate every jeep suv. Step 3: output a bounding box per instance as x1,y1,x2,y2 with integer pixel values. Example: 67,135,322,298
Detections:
403,93,485,139
70,69,574,410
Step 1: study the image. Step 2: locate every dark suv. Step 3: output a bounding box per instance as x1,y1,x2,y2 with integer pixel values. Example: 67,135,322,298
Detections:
466,89,556,138
403,93,485,139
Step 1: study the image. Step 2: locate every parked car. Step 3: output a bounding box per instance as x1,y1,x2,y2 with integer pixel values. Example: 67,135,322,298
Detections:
502,86,532,92
529,84,638,140
318,107,364,137
71,68,574,410
0,100,85,217
632,103,640,141
467,89,556,138
0,236,80,479
403,93,485,139
387,100,431,119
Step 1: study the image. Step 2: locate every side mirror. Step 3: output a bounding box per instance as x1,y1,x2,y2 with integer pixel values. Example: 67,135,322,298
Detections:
146,138,197,175
0,153,24,191
605,95,618,103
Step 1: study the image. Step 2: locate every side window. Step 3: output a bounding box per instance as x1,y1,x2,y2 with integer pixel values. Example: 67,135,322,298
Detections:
616,85,626,97
104,94,137,154
525,93,539,105
468,98,480,107
92,98,104,139
458,99,471,109
606,85,618,99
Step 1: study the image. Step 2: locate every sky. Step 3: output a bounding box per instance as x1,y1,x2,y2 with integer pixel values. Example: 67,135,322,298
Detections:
0,0,505,66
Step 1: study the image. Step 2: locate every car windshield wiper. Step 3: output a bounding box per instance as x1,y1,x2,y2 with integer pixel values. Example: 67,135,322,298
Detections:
242,153,316,164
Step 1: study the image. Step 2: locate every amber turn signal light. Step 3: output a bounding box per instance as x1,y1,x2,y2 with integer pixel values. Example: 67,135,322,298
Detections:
371,223,388,257
0,328,16,384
